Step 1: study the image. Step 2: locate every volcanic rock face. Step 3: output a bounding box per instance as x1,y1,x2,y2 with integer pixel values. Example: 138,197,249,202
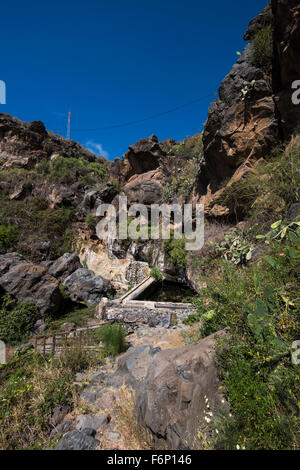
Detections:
0,252,63,316
198,0,300,201
46,253,82,282
272,0,300,137
109,134,174,193
136,331,226,449
199,44,278,195
0,114,107,171
63,268,113,306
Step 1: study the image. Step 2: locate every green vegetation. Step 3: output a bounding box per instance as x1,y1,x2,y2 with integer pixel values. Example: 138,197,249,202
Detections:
215,230,253,265
250,24,273,68
96,323,127,356
0,294,38,345
163,234,187,267
0,225,19,248
0,197,76,259
36,155,107,185
150,267,163,282
46,305,97,333
85,213,98,230
161,135,203,203
189,219,300,449
216,139,300,234
0,347,101,450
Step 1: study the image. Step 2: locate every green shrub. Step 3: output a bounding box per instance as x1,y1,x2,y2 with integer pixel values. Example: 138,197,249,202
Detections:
161,134,203,203
97,323,127,356
47,156,107,185
150,267,163,282
85,213,97,230
163,235,187,267
0,225,19,248
216,139,300,232
215,230,254,265
250,24,273,68
0,294,38,345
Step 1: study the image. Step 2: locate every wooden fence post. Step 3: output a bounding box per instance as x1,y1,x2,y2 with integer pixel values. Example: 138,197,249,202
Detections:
52,335,56,358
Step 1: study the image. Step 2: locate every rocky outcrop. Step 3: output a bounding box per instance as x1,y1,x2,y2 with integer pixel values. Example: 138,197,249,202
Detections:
70,329,227,450
123,169,163,206
199,44,278,196
109,134,174,187
45,253,82,282
198,0,300,209
272,0,300,138
63,268,113,306
0,113,108,171
0,252,62,316
136,331,227,449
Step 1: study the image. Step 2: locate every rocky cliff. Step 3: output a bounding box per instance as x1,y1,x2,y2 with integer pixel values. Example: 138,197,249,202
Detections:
197,0,300,214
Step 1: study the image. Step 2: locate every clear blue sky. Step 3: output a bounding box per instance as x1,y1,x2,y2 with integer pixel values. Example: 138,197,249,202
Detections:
1,0,267,160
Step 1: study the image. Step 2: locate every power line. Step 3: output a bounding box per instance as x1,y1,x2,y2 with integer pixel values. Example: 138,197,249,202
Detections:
51,93,215,134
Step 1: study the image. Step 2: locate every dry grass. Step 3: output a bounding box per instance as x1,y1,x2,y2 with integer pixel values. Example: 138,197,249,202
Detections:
0,346,102,450
113,385,152,450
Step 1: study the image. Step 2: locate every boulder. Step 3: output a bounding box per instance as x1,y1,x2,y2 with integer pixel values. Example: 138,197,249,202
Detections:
47,253,82,281
54,430,100,450
136,331,227,450
50,420,74,439
107,344,161,389
125,135,166,175
123,169,163,206
0,253,63,316
76,414,109,432
50,405,71,427
63,268,112,306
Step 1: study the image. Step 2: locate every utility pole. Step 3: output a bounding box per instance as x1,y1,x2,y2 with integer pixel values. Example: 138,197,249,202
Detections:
67,111,71,139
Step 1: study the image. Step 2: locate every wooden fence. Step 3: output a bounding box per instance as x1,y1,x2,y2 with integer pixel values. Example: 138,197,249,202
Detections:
32,324,103,358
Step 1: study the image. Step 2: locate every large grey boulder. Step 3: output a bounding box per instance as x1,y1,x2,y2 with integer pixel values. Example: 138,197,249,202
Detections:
136,331,227,450
107,344,161,389
0,252,63,316
54,430,99,450
76,414,108,432
47,253,82,281
63,268,112,306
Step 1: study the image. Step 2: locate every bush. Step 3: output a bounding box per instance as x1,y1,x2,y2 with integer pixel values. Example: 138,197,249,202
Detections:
47,156,107,185
216,139,300,232
250,24,273,68
161,134,203,203
0,225,19,248
163,235,187,267
150,267,163,282
0,294,38,345
97,323,127,356
85,213,97,230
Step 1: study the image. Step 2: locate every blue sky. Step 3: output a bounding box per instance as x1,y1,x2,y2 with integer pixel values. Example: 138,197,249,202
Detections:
1,0,267,160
